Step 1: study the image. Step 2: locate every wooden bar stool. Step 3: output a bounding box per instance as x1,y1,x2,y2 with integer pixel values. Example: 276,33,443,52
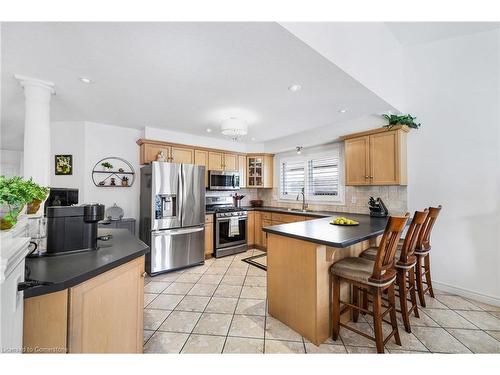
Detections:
330,214,409,353
414,205,442,307
359,210,429,333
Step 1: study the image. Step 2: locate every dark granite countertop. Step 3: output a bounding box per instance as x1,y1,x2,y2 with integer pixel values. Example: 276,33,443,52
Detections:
24,228,149,298
241,206,336,217
263,214,389,248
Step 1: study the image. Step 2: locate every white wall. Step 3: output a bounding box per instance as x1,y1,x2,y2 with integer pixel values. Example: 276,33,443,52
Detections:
0,149,23,177
405,29,500,303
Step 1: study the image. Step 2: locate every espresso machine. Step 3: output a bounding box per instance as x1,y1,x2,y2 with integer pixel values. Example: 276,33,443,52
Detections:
45,204,105,255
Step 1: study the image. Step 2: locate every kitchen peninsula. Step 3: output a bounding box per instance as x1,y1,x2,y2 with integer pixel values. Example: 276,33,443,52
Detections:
263,214,389,346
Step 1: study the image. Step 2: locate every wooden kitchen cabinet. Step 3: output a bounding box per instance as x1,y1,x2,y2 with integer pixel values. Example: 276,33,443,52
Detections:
254,211,262,247
247,154,274,188
139,142,192,164
223,153,238,171
204,214,214,258
208,151,224,171
342,127,408,186
238,155,247,188
170,146,194,164
261,219,272,248
246,211,255,246
194,149,209,187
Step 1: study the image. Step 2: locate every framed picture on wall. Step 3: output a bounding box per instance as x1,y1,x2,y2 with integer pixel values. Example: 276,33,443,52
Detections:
55,154,73,175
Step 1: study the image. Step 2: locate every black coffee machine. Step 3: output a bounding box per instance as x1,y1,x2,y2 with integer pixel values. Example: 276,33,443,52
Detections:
46,204,105,254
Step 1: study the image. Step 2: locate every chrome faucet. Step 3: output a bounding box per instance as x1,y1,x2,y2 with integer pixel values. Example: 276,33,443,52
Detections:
296,187,308,211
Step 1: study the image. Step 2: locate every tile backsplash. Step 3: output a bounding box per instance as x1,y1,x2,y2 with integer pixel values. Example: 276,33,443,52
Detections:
257,186,408,215
205,188,259,207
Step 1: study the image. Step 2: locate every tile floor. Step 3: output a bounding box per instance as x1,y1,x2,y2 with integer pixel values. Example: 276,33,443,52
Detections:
143,249,500,354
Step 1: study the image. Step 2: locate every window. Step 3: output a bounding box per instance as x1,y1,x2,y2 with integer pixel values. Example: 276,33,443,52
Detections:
278,146,343,203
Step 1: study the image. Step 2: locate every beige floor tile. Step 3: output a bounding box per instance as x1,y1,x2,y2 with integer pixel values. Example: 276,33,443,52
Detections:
247,267,266,276
244,276,267,287
148,294,184,310
144,281,171,294
465,299,500,312
163,282,195,295
143,330,154,344
436,295,484,311
228,314,265,338
387,349,428,354
185,265,209,274
144,309,172,330
225,267,248,276
265,316,302,341
144,293,158,307
214,284,243,298
176,273,203,283
420,297,449,309
305,343,347,353
205,297,238,314
345,346,378,353
383,326,428,352
491,311,500,319
235,298,266,316
455,310,500,330
447,329,500,353
411,326,471,353
339,322,375,347
424,309,478,329
198,274,224,284
396,309,440,328
240,286,266,299
158,311,202,333
193,312,233,335
221,275,246,285
204,267,228,275
486,330,500,341
181,334,226,353
265,340,305,353
175,295,210,312
229,260,249,268
187,283,218,297
223,337,264,353
144,331,189,353
154,273,181,283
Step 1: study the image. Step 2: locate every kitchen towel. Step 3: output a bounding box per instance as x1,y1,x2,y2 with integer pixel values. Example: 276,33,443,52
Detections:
229,216,240,237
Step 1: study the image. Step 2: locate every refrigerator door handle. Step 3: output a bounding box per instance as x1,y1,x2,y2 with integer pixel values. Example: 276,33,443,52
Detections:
177,166,183,226
152,226,204,237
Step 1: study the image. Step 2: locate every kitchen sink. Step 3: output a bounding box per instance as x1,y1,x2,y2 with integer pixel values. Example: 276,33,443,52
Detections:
287,208,313,213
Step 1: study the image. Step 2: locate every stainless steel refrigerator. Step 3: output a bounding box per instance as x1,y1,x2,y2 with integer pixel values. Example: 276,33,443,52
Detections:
140,162,206,275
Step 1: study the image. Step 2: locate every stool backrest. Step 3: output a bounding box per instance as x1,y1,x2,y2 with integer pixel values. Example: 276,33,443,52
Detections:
399,209,429,263
416,205,442,251
371,213,409,282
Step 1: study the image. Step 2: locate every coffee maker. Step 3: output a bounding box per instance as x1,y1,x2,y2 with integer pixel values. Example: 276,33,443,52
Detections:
46,204,105,255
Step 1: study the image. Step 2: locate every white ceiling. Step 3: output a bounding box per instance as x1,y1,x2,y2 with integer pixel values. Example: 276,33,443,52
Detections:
1,22,393,151
384,22,500,46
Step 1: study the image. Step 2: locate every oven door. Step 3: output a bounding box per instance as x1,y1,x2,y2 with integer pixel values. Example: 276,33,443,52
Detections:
215,216,247,249
209,171,240,190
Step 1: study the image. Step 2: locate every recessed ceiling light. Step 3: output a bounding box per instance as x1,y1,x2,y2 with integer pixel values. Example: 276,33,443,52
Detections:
251,137,256,141
296,146,303,154
206,128,212,133
79,77,93,84
339,109,348,113
288,84,302,92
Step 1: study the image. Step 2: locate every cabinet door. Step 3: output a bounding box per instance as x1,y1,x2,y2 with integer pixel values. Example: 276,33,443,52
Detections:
68,256,144,353
345,136,370,185
254,212,262,246
204,222,213,257
238,155,246,188
171,146,194,164
246,211,255,245
194,150,209,187
208,152,224,171
369,131,399,185
223,153,238,171
262,155,274,188
261,219,272,248
141,144,171,164
247,156,264,187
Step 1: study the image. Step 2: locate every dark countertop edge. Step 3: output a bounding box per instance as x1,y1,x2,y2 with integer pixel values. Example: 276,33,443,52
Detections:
24,246,149,299
239,206,337,217
263,226,385,248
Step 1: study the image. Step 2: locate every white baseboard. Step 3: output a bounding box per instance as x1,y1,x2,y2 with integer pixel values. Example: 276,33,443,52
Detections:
433,281,500,307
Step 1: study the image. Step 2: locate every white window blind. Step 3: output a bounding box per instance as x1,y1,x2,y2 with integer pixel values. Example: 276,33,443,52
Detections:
280,159,305,196
307,155,339,197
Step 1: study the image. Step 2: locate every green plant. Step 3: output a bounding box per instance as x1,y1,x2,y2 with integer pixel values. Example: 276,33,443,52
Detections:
101,162,113,169
25,178,49,201
382,113,421,130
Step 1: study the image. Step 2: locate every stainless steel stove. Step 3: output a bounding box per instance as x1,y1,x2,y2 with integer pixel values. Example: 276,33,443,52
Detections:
206,196,247,258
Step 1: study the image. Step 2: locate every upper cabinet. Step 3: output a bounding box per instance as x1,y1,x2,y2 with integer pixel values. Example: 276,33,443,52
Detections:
247,154,273,188
238,155,247,188
342,127,408,186
138,140,193,164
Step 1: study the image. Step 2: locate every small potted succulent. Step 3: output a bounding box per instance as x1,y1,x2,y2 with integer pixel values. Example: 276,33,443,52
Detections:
121,176,129,187
382,113,421,130
101,161,113,171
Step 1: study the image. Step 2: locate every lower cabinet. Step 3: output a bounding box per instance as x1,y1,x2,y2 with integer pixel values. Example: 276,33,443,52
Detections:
204,214,214,258
254,212,262,247
246,211,255,246
23,256,145,353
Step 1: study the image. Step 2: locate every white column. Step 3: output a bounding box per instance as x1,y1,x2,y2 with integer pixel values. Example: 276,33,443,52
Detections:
15,74,55,186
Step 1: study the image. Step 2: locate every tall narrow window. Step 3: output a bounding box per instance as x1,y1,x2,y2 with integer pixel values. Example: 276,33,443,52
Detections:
307,155,339,197
280,159,305,197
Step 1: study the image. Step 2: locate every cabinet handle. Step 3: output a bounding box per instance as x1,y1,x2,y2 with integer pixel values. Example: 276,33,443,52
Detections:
369,176,374,179
141,272,147,278
365,176,369,179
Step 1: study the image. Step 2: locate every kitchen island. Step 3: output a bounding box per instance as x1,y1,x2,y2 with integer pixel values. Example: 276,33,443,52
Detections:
263,214,388,346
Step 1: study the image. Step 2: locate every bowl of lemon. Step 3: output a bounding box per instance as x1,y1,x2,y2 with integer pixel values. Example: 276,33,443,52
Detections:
330,216,359,226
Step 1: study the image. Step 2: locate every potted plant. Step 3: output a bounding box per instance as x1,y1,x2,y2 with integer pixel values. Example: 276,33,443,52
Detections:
0,176,28,229
26,179,49,214
121,176,129,187
101,161,113,171
382,113,421,130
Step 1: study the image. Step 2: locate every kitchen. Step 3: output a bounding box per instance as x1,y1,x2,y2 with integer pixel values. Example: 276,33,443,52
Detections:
1,16,499,365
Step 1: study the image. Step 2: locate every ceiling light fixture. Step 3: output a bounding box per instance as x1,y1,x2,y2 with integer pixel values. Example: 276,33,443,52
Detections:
288,84,302,92
251,137,256,141
79,77,93,84
220,117,248,141
206,128,212,133
296,146,303,155
339,108,347,113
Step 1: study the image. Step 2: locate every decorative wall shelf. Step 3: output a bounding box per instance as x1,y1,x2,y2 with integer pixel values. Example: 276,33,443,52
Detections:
91,157,135,187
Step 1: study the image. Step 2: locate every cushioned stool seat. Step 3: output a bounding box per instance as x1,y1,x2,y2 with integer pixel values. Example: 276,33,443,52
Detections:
360,246,401,261
331,257,395,287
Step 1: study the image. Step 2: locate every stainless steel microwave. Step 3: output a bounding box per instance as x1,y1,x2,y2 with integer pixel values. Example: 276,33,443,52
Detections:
208,170,240,190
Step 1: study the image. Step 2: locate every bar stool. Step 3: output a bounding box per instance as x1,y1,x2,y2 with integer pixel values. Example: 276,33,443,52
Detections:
359,210,429,333
414,206,442,307
330,214,409,353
